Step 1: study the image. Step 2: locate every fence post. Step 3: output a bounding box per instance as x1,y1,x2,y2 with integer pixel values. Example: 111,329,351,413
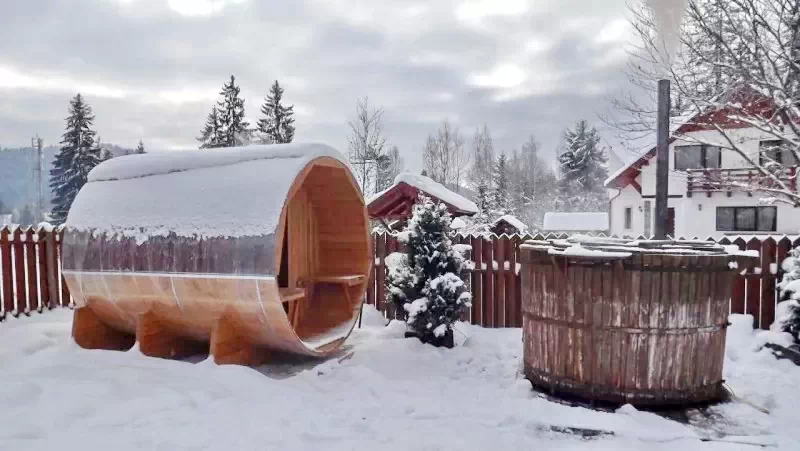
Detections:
46,229,60,309
470,235,483,326
25,227,39,313
37,228,50,310
483,236,495,328
58,229,70,307
745,238,762,328
12,227,26,315
0,226,12,318
760,238,777,329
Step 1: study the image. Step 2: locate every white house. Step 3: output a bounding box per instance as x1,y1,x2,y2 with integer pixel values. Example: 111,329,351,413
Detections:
606,89,800,238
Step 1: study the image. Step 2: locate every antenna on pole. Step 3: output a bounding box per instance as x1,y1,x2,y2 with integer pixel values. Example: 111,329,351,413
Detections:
32,135,44,223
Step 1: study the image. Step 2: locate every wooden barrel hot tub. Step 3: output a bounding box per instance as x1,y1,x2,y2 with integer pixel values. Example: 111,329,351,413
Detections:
62,143,371,365
519,238,755,406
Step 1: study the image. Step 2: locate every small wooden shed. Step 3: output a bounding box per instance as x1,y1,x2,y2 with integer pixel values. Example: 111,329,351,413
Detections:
490,215,528,235
62,143,371,365
367,172,479,220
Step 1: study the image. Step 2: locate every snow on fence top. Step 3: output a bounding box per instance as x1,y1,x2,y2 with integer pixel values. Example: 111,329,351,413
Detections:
542,212,609,232
67,143,349,241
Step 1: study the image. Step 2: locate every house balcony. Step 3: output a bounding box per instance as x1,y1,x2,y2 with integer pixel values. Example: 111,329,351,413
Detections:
686,167,798,197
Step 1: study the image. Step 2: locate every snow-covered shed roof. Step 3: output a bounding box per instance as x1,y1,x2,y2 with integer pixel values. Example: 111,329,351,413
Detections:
450,217,467,230
490,214,528,232
367,172,479,220
543,212,609,232
66,143,350,241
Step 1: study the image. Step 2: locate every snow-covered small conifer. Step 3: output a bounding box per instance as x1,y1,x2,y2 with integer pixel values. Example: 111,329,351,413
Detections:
135,140,145,154
386,195,471,345
775,247,800,340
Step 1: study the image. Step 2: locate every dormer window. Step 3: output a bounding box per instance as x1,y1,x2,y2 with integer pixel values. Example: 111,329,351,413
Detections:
674,144,721,171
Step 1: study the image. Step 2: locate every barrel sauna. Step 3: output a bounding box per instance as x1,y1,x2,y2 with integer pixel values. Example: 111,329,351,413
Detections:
62,143,372,365
519,238,756,406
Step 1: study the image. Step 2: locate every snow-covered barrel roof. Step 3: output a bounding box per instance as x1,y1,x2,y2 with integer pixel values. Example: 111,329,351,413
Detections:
542,212,609,232
66,143,350,241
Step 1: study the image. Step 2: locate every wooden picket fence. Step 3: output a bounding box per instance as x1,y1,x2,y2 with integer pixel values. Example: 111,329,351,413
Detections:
0,225,795,331
365,231,799,330
0,225,72,320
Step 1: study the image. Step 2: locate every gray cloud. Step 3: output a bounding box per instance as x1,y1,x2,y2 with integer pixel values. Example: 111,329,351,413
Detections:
0,0,636,170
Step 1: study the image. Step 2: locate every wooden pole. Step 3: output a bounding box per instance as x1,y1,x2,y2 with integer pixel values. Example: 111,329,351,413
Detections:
654,79,671,240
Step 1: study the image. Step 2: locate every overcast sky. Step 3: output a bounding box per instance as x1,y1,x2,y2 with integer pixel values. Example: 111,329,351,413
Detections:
0,0,639,171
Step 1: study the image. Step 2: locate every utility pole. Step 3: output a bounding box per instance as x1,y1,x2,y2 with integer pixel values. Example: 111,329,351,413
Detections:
32,135,44,223
654,80,671,240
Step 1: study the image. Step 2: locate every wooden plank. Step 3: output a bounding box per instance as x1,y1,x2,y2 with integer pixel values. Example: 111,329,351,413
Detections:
0,226,12,316
506,237,517,327
25,228,39,313
760,238,777,329
367,233,376,308
37,228,50,310
12,227,25,315
730,237,747,314
495,236,507,327
375,233,387,318
471,235,483,326
58,231,70,307
483,238,494,327
746,238,762,328
776,236,792,303
46,230,60,308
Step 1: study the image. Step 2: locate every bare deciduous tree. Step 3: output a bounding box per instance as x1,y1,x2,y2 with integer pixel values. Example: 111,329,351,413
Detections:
422,119,470,190
347,97,387,197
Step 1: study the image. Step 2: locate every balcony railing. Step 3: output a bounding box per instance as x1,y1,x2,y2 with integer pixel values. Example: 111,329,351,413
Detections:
686,166,798,196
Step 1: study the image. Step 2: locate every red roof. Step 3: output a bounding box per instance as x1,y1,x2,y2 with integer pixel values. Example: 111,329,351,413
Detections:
605,86,786,190
367,182,477,220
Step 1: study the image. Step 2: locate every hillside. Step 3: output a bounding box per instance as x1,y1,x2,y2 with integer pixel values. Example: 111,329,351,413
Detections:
0,144,133,213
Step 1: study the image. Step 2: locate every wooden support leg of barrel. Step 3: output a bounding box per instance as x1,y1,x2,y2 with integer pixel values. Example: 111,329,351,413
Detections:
72,307,135,351
136,311,204,359
210,315,268,366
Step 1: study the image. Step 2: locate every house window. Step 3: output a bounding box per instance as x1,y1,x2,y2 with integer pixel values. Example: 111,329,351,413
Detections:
675,144,722,170
716,206,777,232
759,140,798,166
624,207,632,229
644,201,652,237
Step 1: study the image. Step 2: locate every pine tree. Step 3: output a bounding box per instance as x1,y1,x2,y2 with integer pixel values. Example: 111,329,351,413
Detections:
386,195,472,346
135,140,145,154
257,80,295,144
556,120,608,212
50,94,104,225
198,106,224,149
492,152,512,216
216,75,250,147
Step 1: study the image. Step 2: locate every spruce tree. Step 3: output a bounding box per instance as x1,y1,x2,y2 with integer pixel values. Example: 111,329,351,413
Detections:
556,120,608,212
49,94,104,225
198,106,224,149
386,195,472,346
135,139,145,154
216,75,250,147
257,80,295,144
492,152,512,216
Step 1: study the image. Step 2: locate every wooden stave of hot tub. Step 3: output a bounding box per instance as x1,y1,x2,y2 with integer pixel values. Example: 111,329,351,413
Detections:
62,154,372,365
519,246,750,406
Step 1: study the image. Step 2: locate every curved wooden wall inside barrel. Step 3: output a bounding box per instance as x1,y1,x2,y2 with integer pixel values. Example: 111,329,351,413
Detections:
64,156,371,365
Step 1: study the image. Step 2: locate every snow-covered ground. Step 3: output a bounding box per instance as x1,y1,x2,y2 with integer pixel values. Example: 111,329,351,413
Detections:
0,307,798,450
